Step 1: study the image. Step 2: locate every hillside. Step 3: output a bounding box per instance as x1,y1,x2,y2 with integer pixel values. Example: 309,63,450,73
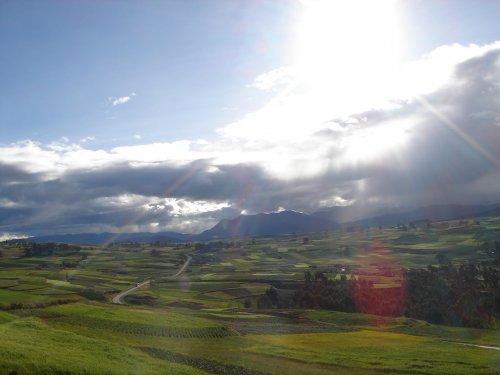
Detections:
8,204,500,245
198,210,336,240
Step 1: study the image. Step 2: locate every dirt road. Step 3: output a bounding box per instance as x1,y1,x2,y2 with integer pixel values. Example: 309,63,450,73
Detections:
170,255,192,279
451,342,500,351
112,255,192,305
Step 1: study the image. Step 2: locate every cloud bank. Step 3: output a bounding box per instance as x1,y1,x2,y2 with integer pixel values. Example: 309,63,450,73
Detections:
1,43,500,236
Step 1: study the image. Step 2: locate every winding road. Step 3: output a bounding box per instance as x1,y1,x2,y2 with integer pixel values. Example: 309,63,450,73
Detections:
170,255,192,279
449,342,500,351
112,255,192,305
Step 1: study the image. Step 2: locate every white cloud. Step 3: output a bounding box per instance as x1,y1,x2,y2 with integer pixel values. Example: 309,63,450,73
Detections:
1,43,499,235
0,232,30,241
111,140,204,164
109,92,136,107
221,42,500,147
0,140,120,178
5,41,496,185
0,198,24,208
250,66,296,91
111,96,130,106
91,194,150,208
144,197,230,216
81,136,95,143
0,140,62,176
2,41,499,184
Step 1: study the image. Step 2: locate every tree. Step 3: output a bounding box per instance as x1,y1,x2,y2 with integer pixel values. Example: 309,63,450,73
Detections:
266,287,279,306
436,253,450,265
79,289,106,302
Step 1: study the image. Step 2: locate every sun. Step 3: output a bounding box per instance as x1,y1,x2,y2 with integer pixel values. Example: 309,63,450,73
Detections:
221,0,409,174
296,0,400,77
293,0,402,112
292,0,410,163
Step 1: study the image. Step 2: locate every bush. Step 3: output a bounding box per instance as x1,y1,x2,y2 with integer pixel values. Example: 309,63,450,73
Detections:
79,289,106,302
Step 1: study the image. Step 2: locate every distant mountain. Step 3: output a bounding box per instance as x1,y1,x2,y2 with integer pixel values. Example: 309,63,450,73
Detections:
198,210,337,240
7,204,500,245
475,206,500,218
19,231,195,246
348,204,499,228
311,205,385,224
117,231,195,243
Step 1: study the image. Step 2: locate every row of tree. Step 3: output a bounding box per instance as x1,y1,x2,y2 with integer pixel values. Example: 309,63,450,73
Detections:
258,264,499,328
193,241,243,252
22,242,81,257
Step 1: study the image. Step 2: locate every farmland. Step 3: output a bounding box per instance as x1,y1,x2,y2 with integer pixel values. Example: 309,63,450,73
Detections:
0,215,499,374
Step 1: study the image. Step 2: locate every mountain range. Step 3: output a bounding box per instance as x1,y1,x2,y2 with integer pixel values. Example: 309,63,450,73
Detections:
8,203,499,245
198,210,336,240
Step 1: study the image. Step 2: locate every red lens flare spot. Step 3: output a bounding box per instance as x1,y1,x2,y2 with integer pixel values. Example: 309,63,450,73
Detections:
352,239,406,321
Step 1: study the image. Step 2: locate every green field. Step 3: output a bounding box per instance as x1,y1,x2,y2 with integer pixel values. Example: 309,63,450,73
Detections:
0,216,499,374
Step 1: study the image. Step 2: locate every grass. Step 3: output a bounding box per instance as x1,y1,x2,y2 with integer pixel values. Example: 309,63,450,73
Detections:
301,310,500,346
0,317,204,374
0,289,76,307
0,311,17,324
37,302,221,328
245,331,500,374
0,215,499,374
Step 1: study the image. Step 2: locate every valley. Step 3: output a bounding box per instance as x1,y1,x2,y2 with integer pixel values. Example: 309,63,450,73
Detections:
0,215,499,374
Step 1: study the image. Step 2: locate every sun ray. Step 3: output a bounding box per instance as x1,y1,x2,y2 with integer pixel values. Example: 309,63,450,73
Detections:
417,95,500,171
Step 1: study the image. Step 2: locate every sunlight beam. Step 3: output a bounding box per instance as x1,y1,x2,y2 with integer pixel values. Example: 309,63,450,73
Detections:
417,95,500,171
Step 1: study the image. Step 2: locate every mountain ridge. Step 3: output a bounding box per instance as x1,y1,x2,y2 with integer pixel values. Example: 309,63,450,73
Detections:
6,203,499,245
197,210,337,240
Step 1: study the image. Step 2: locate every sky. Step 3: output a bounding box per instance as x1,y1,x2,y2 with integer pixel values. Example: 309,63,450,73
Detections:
1,0,500,238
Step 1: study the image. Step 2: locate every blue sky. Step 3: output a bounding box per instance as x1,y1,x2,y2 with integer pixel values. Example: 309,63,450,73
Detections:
1,0,300,145
2,0,498,147
1,0,500,237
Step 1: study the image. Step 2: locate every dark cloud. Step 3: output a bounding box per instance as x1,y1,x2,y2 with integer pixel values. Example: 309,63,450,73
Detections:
0,163,45,185
337,49,500,206
0,160,282,234
1,49,499,235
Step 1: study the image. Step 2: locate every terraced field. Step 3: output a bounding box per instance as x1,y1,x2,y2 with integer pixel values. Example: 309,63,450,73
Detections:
0,215,499,374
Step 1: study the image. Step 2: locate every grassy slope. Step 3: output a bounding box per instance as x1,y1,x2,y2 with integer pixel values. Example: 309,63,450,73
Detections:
32,304,499,375
0,216,499,374
245,331,500,375
0,317,205,375
0,311,17,324
302,310,500,346
38,302,220,328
